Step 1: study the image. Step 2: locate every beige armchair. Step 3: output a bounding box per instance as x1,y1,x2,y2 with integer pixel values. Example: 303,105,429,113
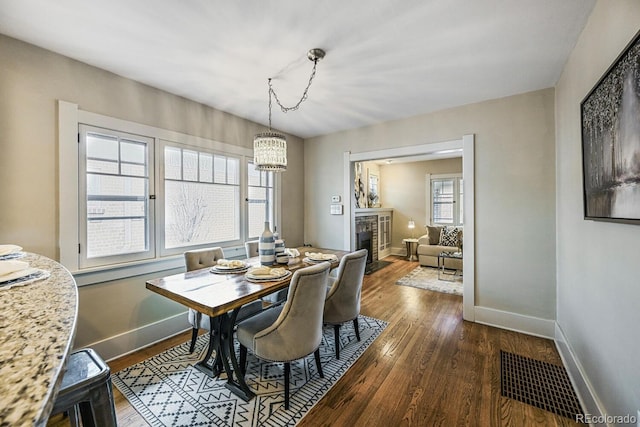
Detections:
236,262,330,410
184,247,262,353
323,249,368,359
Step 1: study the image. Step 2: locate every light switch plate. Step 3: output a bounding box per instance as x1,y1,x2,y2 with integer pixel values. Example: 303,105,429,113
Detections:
330,204,343,215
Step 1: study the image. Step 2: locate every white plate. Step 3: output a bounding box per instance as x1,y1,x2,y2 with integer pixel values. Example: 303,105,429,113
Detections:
245,269,292,282
0,244,22,257
210,265,249,274
213,264,248,270
304,252,338,262
0,251,26,260
303,257,336,264
0,268,50,290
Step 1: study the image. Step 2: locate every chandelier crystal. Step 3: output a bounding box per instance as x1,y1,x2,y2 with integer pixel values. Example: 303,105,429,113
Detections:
253,131,287,172
253,48,325,172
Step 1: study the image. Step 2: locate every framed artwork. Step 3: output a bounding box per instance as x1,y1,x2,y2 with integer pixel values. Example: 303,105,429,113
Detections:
354,162,366,208
368,173,379,207
581,29,640,223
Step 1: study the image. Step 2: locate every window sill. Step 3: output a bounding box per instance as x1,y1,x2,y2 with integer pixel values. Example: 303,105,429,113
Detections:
73,245,246,286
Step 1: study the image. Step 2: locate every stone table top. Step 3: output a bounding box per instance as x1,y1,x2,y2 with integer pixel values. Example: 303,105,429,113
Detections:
0,253,78,426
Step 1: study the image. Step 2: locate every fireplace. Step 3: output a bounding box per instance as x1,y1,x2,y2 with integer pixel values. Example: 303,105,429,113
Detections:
356,231,374,264
355,215,378,262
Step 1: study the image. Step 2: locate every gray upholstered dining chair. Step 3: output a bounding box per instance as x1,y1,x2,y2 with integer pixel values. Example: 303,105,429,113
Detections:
184,247,262,353
236,262,330,410
244,240,259,258
323,249,368,359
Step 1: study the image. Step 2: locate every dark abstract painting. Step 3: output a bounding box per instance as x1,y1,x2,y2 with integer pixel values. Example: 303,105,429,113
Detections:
581,30,640,223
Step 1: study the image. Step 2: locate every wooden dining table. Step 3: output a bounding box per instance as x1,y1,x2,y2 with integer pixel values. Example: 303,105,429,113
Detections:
145,247,348,401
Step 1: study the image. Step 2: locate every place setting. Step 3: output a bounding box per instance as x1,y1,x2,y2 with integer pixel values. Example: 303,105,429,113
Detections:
0,244,26,260
303,251,338,264
0,259,50,290
210,259,250,274
244,266,292,283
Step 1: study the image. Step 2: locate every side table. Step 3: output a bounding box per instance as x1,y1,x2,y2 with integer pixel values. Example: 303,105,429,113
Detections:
438,251,463,281
402,238,419,261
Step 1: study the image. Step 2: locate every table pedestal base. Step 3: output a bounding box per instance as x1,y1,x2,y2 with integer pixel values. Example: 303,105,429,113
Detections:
195,312,256,402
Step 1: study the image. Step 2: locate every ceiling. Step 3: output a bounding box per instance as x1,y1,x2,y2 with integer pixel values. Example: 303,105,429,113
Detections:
0,0,595,139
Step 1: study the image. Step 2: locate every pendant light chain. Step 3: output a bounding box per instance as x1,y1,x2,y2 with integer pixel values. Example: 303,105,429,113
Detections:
254,48,324,172
268,58,319,115
268,78,273,130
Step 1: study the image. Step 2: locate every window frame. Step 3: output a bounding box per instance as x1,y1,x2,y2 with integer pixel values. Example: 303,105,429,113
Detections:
157,139,245,257
428,173,463,226
78,124,156,268
246,160,275,241
59,101,277,285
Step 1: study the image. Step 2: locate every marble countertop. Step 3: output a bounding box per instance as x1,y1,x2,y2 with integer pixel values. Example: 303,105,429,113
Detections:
0,253,78,426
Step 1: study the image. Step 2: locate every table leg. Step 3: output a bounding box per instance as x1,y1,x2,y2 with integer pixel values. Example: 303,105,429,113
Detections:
194,316,223,377
220,309,255,401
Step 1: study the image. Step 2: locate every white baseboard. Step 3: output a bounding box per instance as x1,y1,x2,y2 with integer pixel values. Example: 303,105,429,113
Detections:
554,323,605,425
474,306,555,339
83,312,191,362
391,246,406,256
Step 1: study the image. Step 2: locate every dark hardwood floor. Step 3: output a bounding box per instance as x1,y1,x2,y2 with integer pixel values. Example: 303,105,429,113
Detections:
48,256,578,426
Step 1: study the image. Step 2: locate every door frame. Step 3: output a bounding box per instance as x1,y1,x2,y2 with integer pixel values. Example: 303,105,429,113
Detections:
343,134,475,321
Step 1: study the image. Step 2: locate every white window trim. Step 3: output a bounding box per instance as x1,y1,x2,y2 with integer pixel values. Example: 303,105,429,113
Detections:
58,100,260,285
424,173,431,226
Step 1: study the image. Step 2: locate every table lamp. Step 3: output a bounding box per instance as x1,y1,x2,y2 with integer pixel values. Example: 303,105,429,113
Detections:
408,218,415,238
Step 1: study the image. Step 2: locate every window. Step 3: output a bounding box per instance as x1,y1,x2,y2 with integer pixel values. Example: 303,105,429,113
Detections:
246,161,274,239
162,144,241,252
79,125,155,268
66,107,278,275
431,175,463,226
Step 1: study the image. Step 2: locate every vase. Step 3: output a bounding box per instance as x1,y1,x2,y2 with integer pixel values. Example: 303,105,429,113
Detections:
259,221,275,266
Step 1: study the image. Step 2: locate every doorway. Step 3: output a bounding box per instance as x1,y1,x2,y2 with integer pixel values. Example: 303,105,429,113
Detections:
342,135,475,321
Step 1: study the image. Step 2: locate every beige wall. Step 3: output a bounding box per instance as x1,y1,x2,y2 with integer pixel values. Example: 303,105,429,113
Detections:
379,158,462,247
555,0,640,418
0,35,305,351
305,88,557,320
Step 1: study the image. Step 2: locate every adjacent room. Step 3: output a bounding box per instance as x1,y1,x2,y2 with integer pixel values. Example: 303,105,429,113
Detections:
1,1,639,426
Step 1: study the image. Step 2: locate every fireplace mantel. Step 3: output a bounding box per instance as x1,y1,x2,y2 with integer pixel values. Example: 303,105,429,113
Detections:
355,207,393,217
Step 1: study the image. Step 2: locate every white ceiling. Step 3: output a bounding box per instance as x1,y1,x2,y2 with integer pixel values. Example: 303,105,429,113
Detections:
0,0,595,139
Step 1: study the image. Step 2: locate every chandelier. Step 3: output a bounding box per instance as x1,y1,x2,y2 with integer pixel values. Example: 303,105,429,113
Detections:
253,48,326,171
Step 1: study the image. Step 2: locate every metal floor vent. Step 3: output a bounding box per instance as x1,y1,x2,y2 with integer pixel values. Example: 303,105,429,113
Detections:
500,350,583,420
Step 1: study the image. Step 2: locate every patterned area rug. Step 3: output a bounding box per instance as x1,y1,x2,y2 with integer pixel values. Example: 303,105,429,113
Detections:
112,315,387,427
395,266,462,295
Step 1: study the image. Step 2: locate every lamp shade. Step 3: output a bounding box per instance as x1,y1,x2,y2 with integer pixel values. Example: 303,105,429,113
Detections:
408,219,415,229
253,131,287,172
